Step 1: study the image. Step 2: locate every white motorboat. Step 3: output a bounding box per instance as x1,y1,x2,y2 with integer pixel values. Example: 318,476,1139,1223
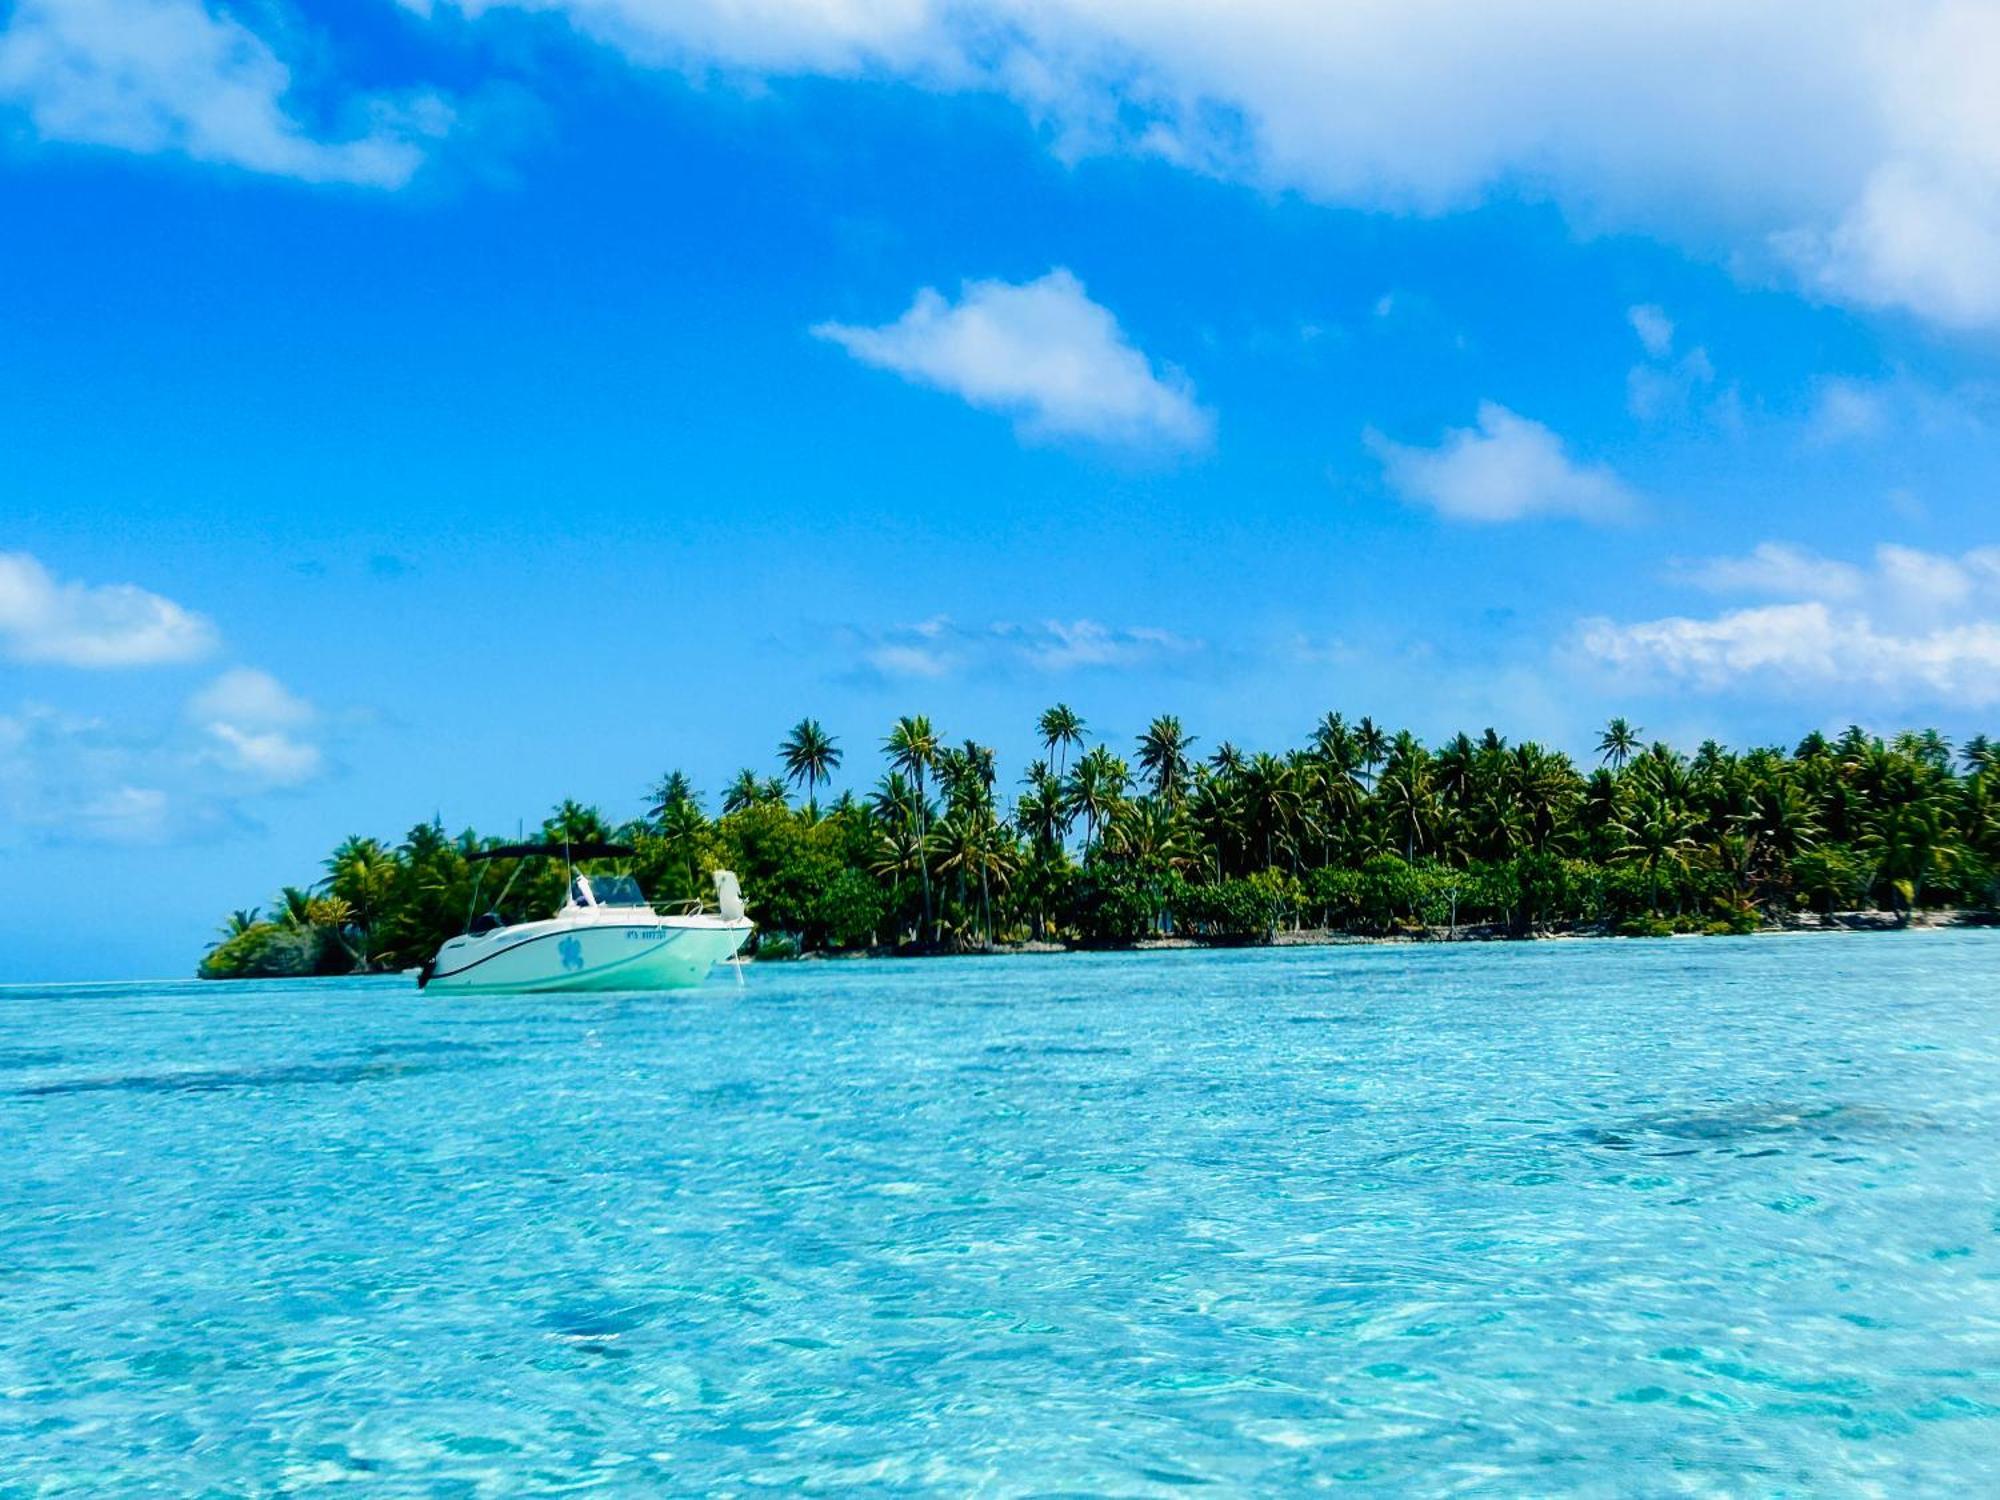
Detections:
419,841,753,994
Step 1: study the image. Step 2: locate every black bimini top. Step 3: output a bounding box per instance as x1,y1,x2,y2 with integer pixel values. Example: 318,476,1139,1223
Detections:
466,841,636,863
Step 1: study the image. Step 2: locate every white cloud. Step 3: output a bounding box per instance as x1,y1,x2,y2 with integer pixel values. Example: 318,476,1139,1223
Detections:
1676,542,1867,602
72,784,174,843
0,704,187,844
1627,346,1716,423
0,664,329,846
1368,401,1636,524
1877,542,1972,616
1776,4,2000,327
1581,542,2000,706
1627,304,1674,357
865,642,955,680
0,550,217,667
426,0,951,74
1623,304,1724,423
188,667,323,785
187,666,314,727
1806,378,1889,445
853,615,1203,680
1004,619,1203,672
202,721,323,785
814,269,1212,450
0,0,449,186
426,0,2000,330
1581,603,2000,707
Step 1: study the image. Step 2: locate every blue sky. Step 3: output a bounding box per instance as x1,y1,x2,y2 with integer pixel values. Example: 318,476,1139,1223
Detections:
4,0,2000,978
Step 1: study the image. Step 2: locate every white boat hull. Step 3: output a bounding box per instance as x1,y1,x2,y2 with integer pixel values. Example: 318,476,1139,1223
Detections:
422,914,754,994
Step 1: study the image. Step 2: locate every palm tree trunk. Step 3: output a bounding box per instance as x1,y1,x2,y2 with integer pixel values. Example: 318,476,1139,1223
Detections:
915,773,933,944
979,858,993,948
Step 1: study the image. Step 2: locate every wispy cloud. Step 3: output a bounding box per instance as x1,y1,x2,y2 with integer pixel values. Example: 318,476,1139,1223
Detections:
1579,542,2000,706
1622,304,1726,425
1672,542,1868,603
0,0,449,186
1,666,330,846
1805,377,1890,446
814,269,1213,451
1002,619,1203,672
188,667,323,786
1368,402,1636,524
425,1,2000,332
850,616,1205,681
864,642,957,681
0,550,218,667
1627,304,1674,358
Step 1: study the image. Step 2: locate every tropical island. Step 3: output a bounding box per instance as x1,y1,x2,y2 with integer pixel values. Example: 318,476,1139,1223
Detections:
200,710,1999,977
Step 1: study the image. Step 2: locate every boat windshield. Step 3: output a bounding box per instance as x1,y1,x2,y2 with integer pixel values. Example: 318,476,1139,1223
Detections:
581,873,649,907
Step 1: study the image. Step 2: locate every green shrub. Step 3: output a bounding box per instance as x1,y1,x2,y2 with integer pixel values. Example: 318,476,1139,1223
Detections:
1065,865,1163,945
811,868,889,949
1174,869,1303,943
1617,915,1675,938
198,923,324,979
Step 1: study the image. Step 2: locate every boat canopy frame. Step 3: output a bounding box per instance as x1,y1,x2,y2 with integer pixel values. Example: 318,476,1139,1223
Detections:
465,841,635,863
463,841,638,932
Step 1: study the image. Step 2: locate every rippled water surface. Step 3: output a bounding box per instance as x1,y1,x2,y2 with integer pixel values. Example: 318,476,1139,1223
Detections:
5,935,2000,1493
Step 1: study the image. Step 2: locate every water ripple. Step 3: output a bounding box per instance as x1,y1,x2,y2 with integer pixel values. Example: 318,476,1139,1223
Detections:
3,935,1999,1492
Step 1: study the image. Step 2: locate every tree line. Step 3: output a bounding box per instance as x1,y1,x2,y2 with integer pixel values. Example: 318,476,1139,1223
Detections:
200,710,2000,976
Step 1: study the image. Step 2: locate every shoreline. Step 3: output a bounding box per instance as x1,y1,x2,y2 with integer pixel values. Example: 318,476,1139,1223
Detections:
182,908,1994,982
775,908,1993,962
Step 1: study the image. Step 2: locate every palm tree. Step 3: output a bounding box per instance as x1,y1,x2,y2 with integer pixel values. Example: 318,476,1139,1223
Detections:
869,822,933,942
1064,744,1131,853
933,745,974,811
1238,753,1301,871
1104,796,1192,868
1859,761,1952,923
1509,743,1583,853
542,800,614,845
218,907,261,940
1597,717,1642,771
1015,763,1068,854
1137,714,1196,804
722,769,765,816
1038,704,1088,784
961,740,997,803
934,804,1018,947
1310,711,1356,776
885,715,942,941
1354,717,1389,785
1615,794,1701,915
647,770,699,824
779,718,842,817
657,794,708,898
1376,749,1438,863
324,835,400,968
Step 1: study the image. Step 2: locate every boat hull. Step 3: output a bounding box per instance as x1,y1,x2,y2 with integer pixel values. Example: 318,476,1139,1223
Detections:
423,917,753,994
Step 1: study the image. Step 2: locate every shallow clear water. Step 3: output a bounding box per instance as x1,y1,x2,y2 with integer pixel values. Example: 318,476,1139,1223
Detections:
4,934,1999,1494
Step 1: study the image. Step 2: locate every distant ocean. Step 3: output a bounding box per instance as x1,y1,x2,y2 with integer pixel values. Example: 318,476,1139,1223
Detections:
5,934,1998,1492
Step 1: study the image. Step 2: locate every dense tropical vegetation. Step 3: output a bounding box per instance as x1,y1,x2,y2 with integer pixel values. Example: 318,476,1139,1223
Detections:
201,712,2000,976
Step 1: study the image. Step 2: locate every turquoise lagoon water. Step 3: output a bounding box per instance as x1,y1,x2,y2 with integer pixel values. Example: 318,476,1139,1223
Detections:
4,934,1999,1494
